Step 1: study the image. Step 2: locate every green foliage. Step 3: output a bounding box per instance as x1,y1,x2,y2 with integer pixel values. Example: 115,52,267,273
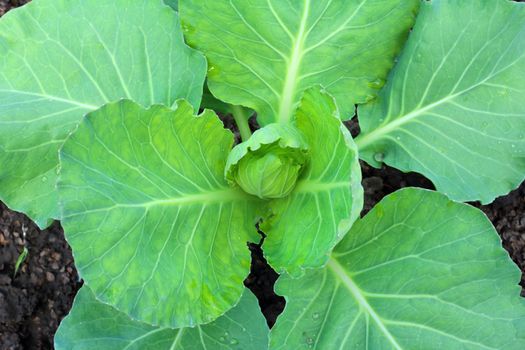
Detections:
270,188,525,349
356,0,525,203
55,286,269,350
180,0,419,124
0,0,523,348
58,100,261,328
0,0,206,227
201,84,253,117
260,87,363,277
235,152,304,199
163,0,178,11
58,87,362,327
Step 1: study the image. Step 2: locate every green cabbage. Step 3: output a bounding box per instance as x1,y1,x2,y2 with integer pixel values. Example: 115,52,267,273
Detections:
225,123,309,199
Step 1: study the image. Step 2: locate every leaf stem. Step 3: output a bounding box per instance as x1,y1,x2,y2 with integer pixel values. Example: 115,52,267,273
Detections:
232,105,252,141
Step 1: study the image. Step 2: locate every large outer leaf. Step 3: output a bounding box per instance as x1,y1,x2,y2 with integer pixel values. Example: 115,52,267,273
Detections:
262,87,363,276
270,188,525,349
58,101,261,328
0,0,205,227
356,0,525,204
180,0,419,125
55,286,269,350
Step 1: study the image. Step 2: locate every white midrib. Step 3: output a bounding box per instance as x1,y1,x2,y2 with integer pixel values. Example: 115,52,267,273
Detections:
354,93,461,151
354,57,521,151
136,188,245,208
64,188,250,219
170,329,185,350
0,89,99,110
122,327,167,350
327,258,403,350
277,0,310,123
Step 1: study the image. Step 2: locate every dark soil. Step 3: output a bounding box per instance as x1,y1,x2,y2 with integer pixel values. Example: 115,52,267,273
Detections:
0,204,81,350
0,0,26,16
0,0,524,348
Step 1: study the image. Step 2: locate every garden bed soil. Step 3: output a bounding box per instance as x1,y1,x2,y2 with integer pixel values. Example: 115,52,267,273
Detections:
0,207,81,350
1,0,525,349
0,0,25,16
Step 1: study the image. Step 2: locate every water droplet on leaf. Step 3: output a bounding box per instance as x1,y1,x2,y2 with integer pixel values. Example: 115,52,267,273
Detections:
41,176,48,182
368,78,385,89
180,21,195,35
230,338,239,345
312,312,320,320
374,153,385,162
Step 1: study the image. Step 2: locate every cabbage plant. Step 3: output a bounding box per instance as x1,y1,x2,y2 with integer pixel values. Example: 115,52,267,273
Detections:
0,0,524,349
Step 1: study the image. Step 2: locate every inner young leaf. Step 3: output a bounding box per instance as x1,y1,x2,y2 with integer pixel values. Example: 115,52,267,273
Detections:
225,123,309,199
260,87,363,277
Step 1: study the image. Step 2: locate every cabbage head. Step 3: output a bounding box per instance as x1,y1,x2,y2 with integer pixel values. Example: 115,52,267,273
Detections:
225,123,309,199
